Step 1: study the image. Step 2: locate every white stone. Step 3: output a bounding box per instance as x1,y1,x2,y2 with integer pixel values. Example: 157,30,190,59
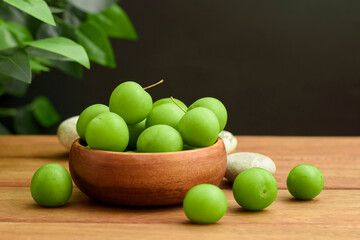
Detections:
57,116,80,150
225,152,276,182
219,130,237,154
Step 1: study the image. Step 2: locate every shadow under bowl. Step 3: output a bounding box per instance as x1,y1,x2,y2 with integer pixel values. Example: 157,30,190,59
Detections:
69,138,227,207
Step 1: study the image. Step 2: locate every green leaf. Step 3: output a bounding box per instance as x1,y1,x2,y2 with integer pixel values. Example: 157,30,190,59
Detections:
26,47,70,61
0,4,27,25
13,107,40,134
2,78,29,97
0,122,11,135
29,58,50,74
75,21,116,68
62,4,86,27
36,20,76,40
0,26,18,51
35,22,59,39
31,96,60,128
0,48,31,84
49,6,64,14
0,75,29,97
52,60,83,79
0,107,17,117
36,57,53,66
2,21,33,42
24,37,90,69
0,4,43,34
68,0,118,13
3,0,56,26
88,4,137,40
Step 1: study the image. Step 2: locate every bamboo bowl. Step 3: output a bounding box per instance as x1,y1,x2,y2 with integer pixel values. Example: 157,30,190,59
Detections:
69,138,227,207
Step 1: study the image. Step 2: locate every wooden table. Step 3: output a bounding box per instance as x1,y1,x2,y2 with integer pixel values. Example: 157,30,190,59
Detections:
0,136,359,239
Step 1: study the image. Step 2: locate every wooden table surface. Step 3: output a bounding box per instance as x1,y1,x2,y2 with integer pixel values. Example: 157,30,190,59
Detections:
0,135,359,239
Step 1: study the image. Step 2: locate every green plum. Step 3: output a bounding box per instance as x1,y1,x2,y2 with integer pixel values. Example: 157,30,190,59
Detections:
85,112,129,152
76,104,109,140
183,184,227,224
137,124,183,152
153,97,187,111
233,168,278,211
109,81,153,124
127,119,146,150
188,97,227,131
287,164,324,200
30,163,73,207
145,103,185,129
178,107,220,147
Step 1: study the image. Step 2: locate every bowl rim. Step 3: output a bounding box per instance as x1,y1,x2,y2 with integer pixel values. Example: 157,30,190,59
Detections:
71,137,224,156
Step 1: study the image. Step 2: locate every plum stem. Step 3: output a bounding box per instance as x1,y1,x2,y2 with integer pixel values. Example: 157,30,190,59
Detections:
143,79,164,90
170,96,186,113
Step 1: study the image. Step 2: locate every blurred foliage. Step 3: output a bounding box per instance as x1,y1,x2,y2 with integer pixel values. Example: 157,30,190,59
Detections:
0,0,137,134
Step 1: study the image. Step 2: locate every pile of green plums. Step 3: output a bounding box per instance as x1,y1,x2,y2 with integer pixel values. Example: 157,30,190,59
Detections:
76,81,228,152
30,80,324,223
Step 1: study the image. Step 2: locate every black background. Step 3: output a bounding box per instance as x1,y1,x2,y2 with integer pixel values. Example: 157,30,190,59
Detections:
5,0,360,135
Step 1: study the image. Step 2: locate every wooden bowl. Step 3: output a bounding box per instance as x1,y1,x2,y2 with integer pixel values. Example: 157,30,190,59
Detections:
69,138,227,207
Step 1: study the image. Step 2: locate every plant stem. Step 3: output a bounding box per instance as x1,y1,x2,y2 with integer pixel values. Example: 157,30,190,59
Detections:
170,96,186,113
143,79,164,90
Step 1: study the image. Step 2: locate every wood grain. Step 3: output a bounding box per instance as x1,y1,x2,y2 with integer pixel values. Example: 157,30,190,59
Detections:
1,136,359,189
1,135,359,239
0,187,359,225
69,138,227,206
0,136,67,158
0,188,359,239
233,136,360,189
0,157,69,187
1,222,358,240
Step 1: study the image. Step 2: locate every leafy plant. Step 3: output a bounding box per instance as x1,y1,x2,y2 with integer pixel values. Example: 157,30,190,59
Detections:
0,0,137,134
